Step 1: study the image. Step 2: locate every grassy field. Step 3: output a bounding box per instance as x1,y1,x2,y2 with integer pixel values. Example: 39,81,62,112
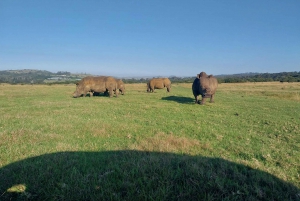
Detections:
0,82,299,200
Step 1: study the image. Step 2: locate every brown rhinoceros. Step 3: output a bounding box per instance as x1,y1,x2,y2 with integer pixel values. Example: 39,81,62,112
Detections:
192,72,218,105
147,78,171,92
73,76,118,98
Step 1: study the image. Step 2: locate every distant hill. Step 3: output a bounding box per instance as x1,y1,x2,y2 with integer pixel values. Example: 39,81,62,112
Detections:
0,69,90,84
0,69,299,84
0,69,53,84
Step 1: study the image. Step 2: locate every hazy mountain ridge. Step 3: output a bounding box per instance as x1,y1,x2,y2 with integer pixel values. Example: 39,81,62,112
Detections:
0,69,91,84
0,69,299,84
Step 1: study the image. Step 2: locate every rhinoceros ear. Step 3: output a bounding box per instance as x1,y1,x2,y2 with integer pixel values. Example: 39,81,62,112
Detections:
197,74,201,79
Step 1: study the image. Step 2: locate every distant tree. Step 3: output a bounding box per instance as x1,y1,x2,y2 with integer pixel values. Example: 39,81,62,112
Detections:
56,71,71,75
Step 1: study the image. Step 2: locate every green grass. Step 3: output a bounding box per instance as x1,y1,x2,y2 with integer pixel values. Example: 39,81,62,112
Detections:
0,82,299,200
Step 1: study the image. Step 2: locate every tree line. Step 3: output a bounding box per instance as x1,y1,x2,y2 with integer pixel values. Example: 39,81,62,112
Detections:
216,71,300,83
0,70,53,84
0,70,299,84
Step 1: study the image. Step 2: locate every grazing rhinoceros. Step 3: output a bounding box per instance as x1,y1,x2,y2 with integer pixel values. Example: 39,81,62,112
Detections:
192,72,218,105
73,76,118,98
147,78,171,92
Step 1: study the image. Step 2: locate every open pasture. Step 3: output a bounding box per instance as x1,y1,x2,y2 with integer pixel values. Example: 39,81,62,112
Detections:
0,82,299,200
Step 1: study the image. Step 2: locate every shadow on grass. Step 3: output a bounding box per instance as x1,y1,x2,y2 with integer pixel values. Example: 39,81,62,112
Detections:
75,92,110,98
92,92,108,97
162,96,195,104
0,151,299,200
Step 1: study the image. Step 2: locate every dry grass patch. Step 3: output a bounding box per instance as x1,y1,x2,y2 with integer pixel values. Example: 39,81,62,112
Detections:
55,142,81,151
131,132,201,153
0,129,51,146
125,83,147,91
218,82,300,101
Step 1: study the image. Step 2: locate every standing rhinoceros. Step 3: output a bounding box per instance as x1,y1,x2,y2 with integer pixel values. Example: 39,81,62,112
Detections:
147,78,171,92
73,76,118,98
192,72,218,105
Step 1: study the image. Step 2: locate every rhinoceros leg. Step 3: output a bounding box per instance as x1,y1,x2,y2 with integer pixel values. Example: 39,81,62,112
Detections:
115,88,119,98
210,94,215,103
193,91,199,104
200,97,206,105
83,90,89,97
106,88,113,98
201,94,212,105
107,88,118,98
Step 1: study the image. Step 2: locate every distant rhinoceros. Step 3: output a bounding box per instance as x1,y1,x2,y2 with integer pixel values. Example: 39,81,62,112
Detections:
192,72,218,105
73,76,118,98
147,78,171,92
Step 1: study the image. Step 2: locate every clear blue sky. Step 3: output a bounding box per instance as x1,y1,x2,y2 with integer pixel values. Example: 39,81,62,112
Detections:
1,0,299,77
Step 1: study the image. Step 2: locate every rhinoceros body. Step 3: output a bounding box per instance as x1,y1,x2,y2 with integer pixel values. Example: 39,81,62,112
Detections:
73,76,118,98
147,78,171,92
